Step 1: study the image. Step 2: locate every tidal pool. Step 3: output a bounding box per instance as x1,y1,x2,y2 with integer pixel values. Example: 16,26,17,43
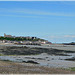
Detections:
0,53,75,68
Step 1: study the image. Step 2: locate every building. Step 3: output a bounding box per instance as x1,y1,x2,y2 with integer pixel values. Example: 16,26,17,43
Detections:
4,33,12,38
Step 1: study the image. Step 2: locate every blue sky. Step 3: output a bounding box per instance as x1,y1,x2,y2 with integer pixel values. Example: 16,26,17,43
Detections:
0,1,75,43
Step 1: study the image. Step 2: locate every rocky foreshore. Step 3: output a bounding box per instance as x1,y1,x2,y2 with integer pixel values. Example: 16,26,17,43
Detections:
0,45,75,74
0,45,75,56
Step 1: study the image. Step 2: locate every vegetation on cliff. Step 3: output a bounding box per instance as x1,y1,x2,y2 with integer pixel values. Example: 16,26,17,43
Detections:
0,37,45,41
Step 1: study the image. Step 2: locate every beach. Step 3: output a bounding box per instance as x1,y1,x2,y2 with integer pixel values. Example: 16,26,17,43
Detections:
0,60,75,74
0,44,75,74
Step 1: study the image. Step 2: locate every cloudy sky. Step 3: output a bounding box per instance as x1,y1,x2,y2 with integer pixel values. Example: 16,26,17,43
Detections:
0,1,75,43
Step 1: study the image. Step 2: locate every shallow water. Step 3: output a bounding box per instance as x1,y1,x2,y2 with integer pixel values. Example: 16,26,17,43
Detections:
0,53,75,68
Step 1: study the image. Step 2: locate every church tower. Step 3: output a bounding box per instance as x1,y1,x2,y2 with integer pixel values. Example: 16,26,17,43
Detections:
4,33,6,37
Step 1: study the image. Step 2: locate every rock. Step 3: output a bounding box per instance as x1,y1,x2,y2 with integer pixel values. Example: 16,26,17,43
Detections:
26,60,39,64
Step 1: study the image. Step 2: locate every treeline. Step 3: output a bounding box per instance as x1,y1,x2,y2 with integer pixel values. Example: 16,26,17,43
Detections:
0,37,45,41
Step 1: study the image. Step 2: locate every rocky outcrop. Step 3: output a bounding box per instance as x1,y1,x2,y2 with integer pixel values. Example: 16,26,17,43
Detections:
0,45,75,56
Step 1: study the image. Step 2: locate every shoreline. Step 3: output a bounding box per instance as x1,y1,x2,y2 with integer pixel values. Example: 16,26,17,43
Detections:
0,43,75,51
0,44,75,73
0,60,75,74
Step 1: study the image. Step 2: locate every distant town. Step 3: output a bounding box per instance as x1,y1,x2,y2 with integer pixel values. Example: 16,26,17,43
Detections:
0,33,52,45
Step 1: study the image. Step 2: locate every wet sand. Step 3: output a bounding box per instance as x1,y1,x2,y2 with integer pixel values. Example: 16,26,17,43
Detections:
0,53,75,69
0,44,75,74
0,60,75,74
0,44,75,51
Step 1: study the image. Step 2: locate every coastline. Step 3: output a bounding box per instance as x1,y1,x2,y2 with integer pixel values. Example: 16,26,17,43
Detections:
0,60,75,74
0,44,75,73
0,43,75,51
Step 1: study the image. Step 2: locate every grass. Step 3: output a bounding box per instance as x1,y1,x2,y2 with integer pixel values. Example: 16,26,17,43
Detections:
0,54,4,56
69,67,75,71
57,67,75,72
31,49,36,50
0,54,18,56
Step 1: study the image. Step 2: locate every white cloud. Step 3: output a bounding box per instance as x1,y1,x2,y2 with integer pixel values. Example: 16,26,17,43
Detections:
44,35,75,43
64,35,75,38
47,35,75,39
0,8,75,17
0,14,42,18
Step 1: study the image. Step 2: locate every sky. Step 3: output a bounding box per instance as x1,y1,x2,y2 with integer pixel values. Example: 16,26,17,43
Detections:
0,1,75,43
0,0,75,1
